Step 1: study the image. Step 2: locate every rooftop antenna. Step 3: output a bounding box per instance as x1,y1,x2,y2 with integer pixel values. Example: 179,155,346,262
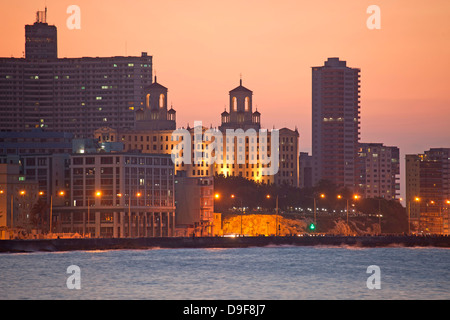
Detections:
35,6,47,23
240,73,242,86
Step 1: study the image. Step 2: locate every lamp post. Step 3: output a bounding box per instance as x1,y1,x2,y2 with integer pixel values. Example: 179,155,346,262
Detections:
376,214,383,234
314,193,325,226
266,194,279,235
118,191,141,238
337,194,360,227
407,197,420,235
49,190,65,235
86,190,101,237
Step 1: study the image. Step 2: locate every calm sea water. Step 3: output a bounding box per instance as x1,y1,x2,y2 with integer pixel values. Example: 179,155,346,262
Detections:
0,246,449,300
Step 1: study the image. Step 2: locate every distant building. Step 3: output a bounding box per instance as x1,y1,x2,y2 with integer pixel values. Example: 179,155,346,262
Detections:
21,153,71,207
53,152,175,238
217,80,299,187
299,152,313,189
0,9,153,137
135,76,176,131
96,79,300,187
358,143,400,200
0,129,73,156
276,128,299,187
312,58,361,190
0,163,39,239
0,130,127,208
174,174,217,236
219,79,261,132
405,148,450,235
25,8,57,60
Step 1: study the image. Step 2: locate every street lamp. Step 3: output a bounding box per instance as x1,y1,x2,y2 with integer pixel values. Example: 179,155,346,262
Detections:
314,193,325,226
49,190,65,235
407,196,420,235
376,214,383,234
266,194,280,235
86,190,101,237
337,194,360,226
118,192,142,237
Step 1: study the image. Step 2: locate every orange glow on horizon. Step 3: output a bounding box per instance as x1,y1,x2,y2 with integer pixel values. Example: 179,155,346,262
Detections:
0,0,449,204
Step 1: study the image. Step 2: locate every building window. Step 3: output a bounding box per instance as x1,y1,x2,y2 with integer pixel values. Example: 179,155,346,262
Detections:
159,94,165,108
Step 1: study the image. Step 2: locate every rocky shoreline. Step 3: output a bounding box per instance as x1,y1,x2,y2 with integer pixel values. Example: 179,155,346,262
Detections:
1,235,450,253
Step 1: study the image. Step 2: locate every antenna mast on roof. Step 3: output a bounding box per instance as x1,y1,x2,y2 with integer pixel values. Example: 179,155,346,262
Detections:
36,6,47,23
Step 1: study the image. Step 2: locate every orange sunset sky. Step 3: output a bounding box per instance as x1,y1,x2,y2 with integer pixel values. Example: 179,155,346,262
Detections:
1,0,449,197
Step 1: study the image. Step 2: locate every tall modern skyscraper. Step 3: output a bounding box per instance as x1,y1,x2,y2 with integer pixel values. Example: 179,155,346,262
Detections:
0,9,153,137
311,57,361,190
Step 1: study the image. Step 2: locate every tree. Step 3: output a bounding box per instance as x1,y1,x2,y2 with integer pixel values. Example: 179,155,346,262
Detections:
30,199,49,231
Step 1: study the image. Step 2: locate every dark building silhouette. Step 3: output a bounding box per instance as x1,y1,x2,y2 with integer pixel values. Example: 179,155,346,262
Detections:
312,58,361,190
0,9,153,137
135,76,176,131
25,8,57,60
219,79,261,132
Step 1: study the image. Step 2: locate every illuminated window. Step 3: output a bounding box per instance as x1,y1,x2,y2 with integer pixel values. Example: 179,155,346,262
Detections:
159,94,165,108
245,97,250,111
232,97,237,111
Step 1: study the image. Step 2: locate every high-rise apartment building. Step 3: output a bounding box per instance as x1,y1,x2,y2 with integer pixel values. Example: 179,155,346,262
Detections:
406,148,450,235
0,10,153,137
312,58,361,189
25,8,57,60
358,143,400,200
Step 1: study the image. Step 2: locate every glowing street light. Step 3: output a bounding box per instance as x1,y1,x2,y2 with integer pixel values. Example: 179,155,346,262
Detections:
50,190,66,234
85,190,102,237
214,193,220,199
337,194,360,225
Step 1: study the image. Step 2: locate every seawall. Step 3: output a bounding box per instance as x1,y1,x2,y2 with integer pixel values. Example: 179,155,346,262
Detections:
1,235,450,253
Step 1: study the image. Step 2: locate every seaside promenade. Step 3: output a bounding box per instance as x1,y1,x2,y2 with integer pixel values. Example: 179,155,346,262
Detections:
1,235,450,253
